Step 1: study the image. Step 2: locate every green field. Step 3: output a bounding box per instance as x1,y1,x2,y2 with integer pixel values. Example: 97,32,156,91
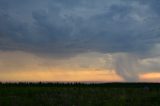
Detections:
0,83,160,106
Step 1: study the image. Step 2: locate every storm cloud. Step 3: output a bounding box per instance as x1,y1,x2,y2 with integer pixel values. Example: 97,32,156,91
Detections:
0,0,159,56
0,0,160,81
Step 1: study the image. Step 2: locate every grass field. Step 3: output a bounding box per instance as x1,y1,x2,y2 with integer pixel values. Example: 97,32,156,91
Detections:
0,83,160,106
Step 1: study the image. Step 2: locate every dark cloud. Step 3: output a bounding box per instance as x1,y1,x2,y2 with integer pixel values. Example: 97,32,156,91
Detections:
0,0,160,57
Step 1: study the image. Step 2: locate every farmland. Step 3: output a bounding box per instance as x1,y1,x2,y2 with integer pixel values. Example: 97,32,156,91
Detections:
0,83,160,106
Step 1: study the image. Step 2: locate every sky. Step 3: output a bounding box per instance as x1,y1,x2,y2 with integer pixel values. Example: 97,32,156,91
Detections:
0,0,160,82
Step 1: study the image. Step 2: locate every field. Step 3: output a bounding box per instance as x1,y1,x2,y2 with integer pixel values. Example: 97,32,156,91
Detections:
0,83,160,106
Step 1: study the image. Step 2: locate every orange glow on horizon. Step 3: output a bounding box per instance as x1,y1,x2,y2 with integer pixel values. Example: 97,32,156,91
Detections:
139,72,160,82
0,69,124,82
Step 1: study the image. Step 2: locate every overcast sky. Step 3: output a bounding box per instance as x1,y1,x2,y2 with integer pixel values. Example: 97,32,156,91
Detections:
0,0,160,82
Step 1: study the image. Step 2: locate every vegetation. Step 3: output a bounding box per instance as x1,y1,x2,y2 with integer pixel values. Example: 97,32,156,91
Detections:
0,82,160,106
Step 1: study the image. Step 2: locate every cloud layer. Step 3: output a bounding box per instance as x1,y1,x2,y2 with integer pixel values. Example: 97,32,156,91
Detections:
0,0,160,81
0,0,160,57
